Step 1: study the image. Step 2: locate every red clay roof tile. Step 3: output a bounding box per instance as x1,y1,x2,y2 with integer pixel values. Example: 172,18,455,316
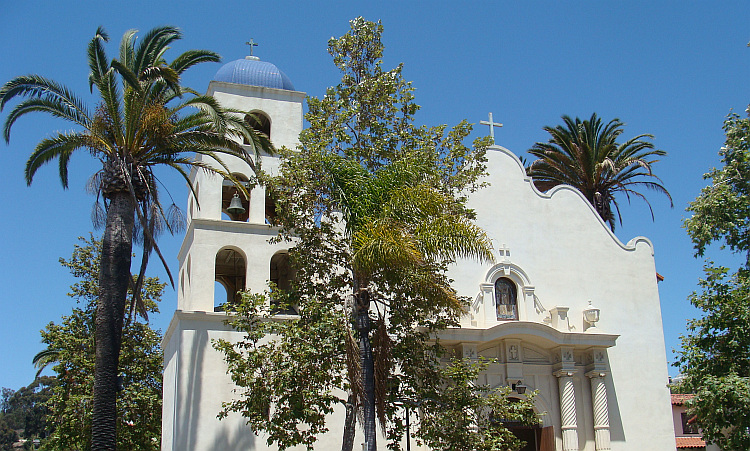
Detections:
676,436,706,448
671,393,695,405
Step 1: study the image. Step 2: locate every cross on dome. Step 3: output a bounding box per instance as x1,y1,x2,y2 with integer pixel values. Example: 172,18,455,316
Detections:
480,112,503,144
245,39,258,56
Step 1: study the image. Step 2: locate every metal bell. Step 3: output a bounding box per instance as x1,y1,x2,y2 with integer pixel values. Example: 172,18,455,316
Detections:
227,193,246,216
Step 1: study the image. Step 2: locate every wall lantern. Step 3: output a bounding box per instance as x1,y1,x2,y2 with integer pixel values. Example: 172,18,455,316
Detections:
511,382,527,395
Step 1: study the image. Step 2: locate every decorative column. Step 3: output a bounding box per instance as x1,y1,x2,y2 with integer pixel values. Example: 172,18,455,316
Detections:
586,371,611,450
554,369,578,451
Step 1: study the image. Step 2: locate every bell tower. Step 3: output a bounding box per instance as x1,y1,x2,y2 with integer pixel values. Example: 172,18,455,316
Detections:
176,54,303,313
161,53,305,450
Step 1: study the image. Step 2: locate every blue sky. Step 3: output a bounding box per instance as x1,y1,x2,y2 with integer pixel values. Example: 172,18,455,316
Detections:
1,1,749,390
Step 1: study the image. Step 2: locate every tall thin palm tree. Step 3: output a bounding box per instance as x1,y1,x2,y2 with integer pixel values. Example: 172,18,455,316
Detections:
0,26,272,449
321,152,493,451
527,113,672,231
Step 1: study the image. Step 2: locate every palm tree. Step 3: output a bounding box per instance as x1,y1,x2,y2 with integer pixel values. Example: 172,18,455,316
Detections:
0,26,272,449
321,151,494,451
527,113,672,230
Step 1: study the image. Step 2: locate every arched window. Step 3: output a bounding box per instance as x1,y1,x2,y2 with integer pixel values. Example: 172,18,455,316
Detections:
244,111,271,141
270,251,296,314
215,247,246,310
265,189,277,225
221,173,250,222
495,277,518,320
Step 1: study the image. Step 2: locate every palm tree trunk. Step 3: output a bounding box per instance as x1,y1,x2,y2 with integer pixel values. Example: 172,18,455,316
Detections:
92,191,135,450
355,289,376,451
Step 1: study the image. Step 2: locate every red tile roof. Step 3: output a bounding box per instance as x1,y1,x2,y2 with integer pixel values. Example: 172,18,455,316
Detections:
676,436,706,448
672,393,695,405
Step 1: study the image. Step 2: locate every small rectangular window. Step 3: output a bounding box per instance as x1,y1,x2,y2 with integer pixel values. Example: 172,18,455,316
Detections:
681,412,699,435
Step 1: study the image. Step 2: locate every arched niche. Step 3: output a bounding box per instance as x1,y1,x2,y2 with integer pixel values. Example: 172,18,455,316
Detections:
245,111,271,141
221,173,250,222
214,247,247,310
477,263,542,323
495,277,518,320
269,251,296,314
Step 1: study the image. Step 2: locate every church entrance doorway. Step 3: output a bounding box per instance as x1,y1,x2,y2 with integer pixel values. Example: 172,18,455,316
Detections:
506,425,554,451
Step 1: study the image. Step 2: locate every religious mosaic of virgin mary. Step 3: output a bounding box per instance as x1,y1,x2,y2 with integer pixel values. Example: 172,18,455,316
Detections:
495,277,518,320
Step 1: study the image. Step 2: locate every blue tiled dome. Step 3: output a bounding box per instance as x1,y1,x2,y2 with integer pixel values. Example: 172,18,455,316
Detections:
213,56,295,90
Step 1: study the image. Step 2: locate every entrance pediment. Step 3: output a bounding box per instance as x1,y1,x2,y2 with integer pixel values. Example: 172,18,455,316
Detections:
439,320,618,350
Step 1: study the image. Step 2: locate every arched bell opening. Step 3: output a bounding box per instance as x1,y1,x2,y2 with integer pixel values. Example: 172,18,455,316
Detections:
221,173,250,222
265,190,278,225
244,111,271,142
214,247,247,311
269,251,296,314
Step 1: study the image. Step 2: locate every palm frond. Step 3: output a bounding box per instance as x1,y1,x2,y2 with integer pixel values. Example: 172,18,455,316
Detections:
110,59,141,93
170,49,221,75
3,97,90,143
352,220,423,278
118,29,138,71
133,26,181,76
0,75,92,141
87,28,123,136
25,132,91,187
32,348,59,378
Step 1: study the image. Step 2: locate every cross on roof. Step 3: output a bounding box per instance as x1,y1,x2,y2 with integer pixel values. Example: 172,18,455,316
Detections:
245,39,258,56
480,112,503,144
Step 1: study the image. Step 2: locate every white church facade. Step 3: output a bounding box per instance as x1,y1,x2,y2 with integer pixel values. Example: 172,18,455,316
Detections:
160,54,676,451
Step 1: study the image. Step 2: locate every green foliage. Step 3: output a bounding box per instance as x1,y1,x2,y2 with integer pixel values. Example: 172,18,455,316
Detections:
215,292,349,450
684,110,750,264
39,236,164,451
0,377,55,448
0,419,18,451
216,17,532,451
676,266,750,449
677,109,750,449
527,113,672,231
418,359,538,451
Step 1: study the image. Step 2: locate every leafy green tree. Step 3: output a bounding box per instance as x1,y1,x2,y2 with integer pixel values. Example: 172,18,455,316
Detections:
677,109,750,450
527,113,672,230
418,359,538,451
216,17,537,451
40,235,164,451
0,26,272,449
683,111,750,265
0,377,55,448
0,423,17,451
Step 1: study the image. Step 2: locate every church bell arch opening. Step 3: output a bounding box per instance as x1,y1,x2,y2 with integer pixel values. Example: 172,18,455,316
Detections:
269,250,297,314
245,111,271,141
214,246,247,310
221,173,251,222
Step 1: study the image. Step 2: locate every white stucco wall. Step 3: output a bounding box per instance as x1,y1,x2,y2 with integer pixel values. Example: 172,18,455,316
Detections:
443,146,675,450
161,312,393,451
